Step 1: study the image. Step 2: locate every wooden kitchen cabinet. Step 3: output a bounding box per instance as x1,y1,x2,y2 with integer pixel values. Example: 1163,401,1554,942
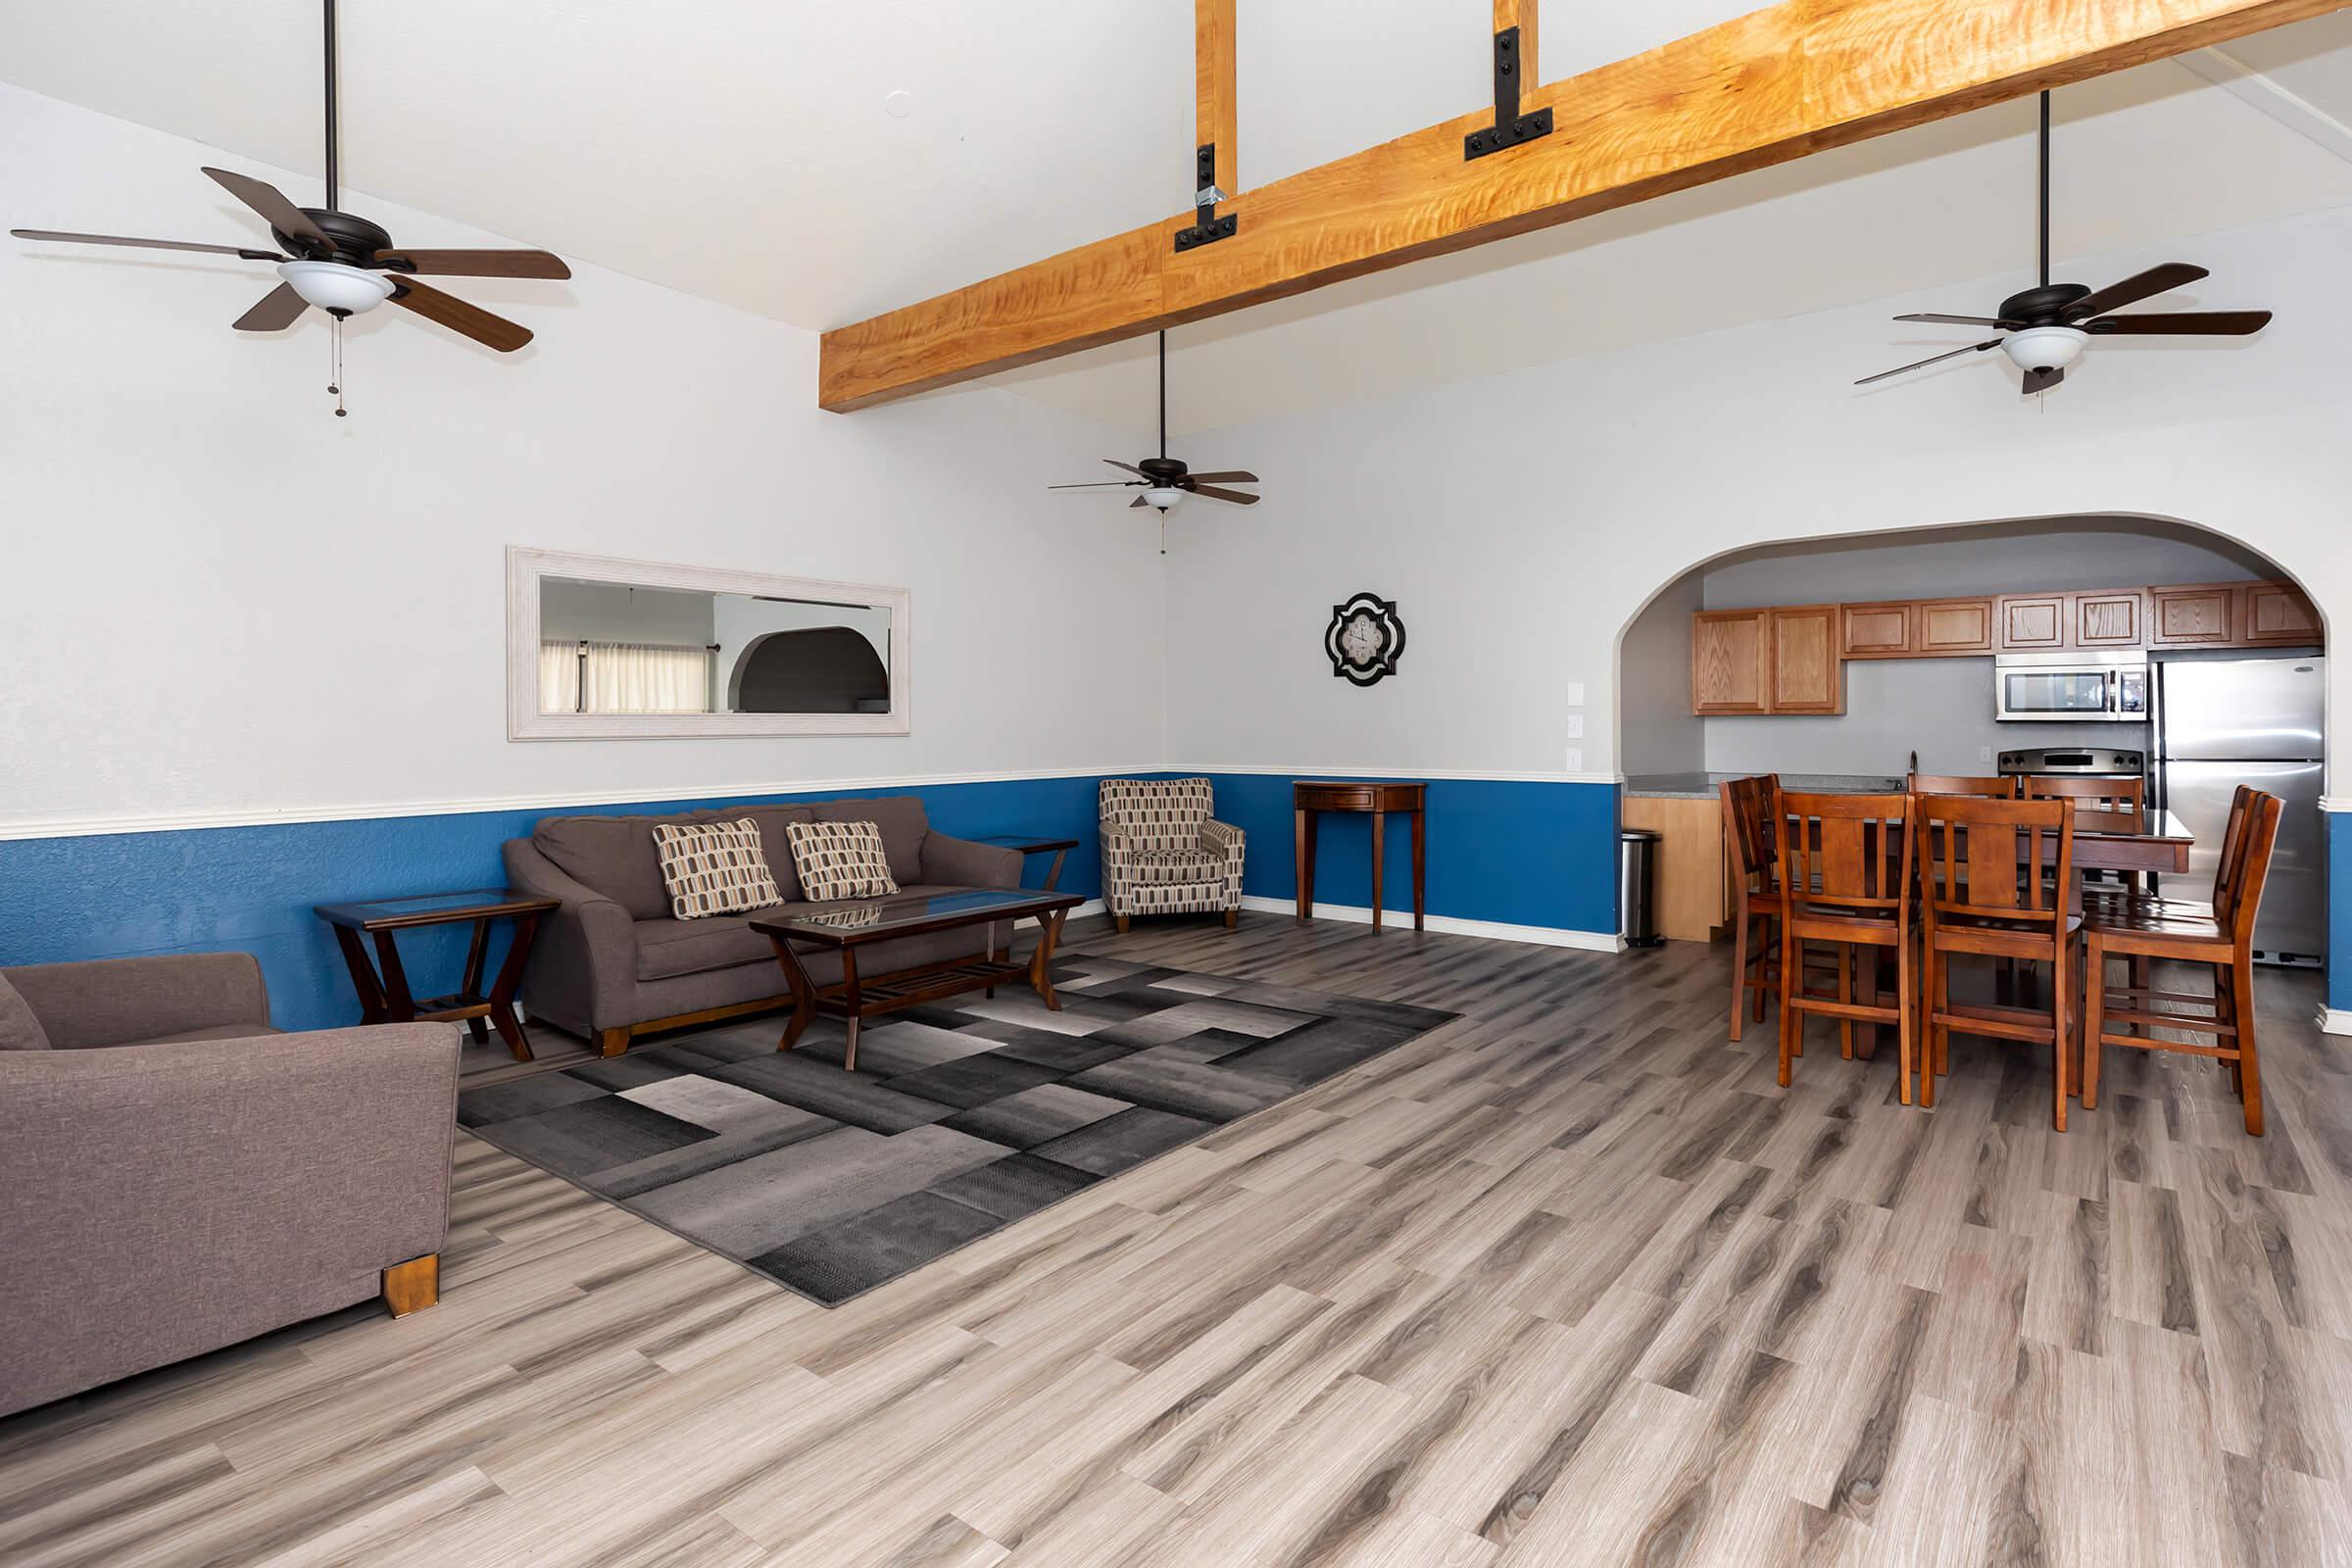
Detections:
2072,589,2145,648
1690,609,1773,714
1914,597,1996,654
1997,594,2067,650
2241,580,2321,644
1767,606,1844,713
1840,602,1913,658
2150,584,2235,646
1619,796,1733,942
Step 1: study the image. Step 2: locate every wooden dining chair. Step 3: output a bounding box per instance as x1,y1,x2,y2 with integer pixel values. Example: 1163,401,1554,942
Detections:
2020,773,2146,830
1720,775,1784,1043
1906,773,2018,798
1916,794,2080,1129
2082,789,2282,1136
1777,791,1916,1102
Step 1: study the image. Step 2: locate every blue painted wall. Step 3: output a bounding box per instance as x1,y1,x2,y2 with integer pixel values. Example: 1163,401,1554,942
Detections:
1198,774,1621,936
0,775,1108,1033
2331,810,2350,1014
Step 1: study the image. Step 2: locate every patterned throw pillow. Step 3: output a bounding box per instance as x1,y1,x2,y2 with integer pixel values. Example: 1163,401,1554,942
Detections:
785,819,900,902
652,818,784,920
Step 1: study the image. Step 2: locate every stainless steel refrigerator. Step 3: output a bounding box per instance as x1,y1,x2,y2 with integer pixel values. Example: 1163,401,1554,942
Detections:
2150,654,2327,965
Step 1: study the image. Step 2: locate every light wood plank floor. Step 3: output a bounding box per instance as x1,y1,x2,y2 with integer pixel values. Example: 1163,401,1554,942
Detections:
5,918,2350,1567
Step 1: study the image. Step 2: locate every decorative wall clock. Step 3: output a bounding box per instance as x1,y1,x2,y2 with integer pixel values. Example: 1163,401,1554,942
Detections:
1326,593,1405,686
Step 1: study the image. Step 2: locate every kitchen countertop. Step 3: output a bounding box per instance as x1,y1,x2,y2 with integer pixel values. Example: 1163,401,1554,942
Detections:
1623,771,1905,800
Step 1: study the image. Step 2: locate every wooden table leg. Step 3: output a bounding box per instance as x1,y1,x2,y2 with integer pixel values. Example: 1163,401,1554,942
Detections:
840,948,864,1073
1042,849,1068,892
370,931,418,1023
1295,808,1316,923
1411,807,1426,932
1371,810,1386,933
769,936,817,1054
331,925,391,1024
459,916,493,1044
1029,908,1068,1012
484,912,539,1062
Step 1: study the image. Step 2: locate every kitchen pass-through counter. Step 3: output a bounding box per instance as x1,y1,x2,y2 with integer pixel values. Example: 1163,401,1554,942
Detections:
1624,771,1903,801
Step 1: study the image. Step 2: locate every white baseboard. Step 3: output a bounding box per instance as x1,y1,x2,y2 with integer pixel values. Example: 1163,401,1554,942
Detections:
2321,1006,2352,1037
1236,895,1624,952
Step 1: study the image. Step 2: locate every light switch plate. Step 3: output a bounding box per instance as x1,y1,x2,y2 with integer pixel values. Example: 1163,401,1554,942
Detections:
1564,714,1585,739
1564,746,1584,771
1562,680,1586,707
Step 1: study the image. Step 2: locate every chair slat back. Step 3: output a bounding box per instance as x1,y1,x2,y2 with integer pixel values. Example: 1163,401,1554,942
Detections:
1906,773,2018,799
1778,791,1913,919
1720,775,1782,896
2224,790,2285,948
2023,774,2146,833
1916,794,2074,925
2209,784,2255,919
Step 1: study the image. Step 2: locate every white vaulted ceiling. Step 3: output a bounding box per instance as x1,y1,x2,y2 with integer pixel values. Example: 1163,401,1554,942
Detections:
6,3,2352,436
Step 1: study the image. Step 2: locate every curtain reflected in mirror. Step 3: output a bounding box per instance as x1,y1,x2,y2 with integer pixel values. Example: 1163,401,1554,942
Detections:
536,575,894,716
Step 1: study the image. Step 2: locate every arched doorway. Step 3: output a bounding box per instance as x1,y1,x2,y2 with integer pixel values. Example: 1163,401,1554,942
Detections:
727,626,892,714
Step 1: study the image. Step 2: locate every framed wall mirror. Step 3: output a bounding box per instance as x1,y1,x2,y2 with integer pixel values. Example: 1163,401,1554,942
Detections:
507,548,910,738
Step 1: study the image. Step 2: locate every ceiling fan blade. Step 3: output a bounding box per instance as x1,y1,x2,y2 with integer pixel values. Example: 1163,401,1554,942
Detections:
2084,311,2272,336
1048,481,1145,490
1893,313,2010,328
1853,340,2001,386
1103,459,1147,476
232,282,308,332
201,168,332,250
2022,365,2065,395
389,277,533,352
13,227,284,261
2062,263,2209,319
1183,470,1258,485
377,248,571,279
1189,485,1260,506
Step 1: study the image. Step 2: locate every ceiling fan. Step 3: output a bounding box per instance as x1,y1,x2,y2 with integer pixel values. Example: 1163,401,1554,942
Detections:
1858,92,2272,395
1049,331,1259,532
11,0,568,412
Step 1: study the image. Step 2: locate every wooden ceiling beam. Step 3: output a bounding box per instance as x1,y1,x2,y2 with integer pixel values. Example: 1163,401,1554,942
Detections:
1495,0,1538,84
1198,0,1239,193
818,0,2340,412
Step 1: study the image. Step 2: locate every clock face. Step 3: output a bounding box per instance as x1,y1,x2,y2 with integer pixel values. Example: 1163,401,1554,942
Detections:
1324,594,1404,686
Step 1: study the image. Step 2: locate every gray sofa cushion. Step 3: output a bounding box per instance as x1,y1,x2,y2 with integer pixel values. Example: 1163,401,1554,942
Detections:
531,815,674,921
0,973,50,1052
122,1023,290,1048
809,796,929,885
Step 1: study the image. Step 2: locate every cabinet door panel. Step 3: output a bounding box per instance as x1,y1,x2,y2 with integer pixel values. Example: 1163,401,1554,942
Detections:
2151,585,2233,646
1840,603,1913,658
1915,598,1994,655
2072,590,2144,648
1998,595,2067,650
1768,606,1843,714
1691,611,1771,714
2241,580,2320,644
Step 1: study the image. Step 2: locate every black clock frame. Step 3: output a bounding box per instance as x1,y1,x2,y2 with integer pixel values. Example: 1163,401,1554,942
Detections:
1325,592,1405,686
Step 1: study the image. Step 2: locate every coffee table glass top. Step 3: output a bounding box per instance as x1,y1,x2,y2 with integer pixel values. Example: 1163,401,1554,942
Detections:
752,887,1079,943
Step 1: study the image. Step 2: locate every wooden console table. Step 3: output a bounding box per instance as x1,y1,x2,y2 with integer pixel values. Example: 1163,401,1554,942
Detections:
1294,780,1428,932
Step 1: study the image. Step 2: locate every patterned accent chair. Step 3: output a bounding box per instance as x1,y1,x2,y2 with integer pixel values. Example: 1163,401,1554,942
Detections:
1099,777,1247,934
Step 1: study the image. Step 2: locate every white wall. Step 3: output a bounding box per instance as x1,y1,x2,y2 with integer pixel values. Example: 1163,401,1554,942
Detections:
0,85,1163,833
1617,566,1703,776
1159,203,2352,791
540,581,716,647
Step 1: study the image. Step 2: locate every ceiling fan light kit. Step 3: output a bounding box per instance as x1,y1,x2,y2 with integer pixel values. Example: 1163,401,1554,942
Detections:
1860,90,2271,396
277,259,394,316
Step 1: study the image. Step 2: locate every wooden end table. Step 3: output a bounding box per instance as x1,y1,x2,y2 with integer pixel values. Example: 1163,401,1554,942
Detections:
751,887,1084,1071
1294,779,1428,932
968,834,1082,891
314,889,559,1060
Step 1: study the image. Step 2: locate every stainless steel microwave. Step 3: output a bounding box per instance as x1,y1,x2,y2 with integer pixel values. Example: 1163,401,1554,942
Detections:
1993,651,2148,723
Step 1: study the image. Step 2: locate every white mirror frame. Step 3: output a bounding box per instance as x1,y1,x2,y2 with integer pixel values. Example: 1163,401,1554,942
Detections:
507,546,911,739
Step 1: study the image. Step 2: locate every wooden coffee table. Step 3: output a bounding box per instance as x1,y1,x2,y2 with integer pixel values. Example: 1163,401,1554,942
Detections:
750,887,1084,1071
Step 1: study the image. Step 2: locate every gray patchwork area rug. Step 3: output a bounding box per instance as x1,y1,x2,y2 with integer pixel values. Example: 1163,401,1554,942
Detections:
460,956,1456,1305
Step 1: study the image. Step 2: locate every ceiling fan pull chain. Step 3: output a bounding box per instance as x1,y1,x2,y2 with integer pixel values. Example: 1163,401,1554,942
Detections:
328,313,347,417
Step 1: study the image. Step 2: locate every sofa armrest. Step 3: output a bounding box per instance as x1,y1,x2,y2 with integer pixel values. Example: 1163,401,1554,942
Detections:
502,839,638,1034
918,832,1024,890
0,1022,460,1415
3,952,271,1050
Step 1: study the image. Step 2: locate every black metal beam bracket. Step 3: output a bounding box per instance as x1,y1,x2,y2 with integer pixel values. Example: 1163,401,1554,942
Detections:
1463,27,1551,160
1174,142,1238,252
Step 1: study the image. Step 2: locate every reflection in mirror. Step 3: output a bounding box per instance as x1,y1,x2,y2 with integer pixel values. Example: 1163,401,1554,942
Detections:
536,575,894,716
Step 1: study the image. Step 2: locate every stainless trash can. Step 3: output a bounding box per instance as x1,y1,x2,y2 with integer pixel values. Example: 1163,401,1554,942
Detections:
1619,827,1662,949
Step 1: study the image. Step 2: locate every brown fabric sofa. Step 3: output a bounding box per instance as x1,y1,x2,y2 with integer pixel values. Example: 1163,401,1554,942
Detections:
502,795,1024,1057
0,953,460,1418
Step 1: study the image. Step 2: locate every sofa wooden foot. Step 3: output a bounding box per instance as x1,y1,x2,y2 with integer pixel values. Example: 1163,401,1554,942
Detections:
382,1254,439,1317
1223,908,1239,929
1114,915,1131,935
598,1027,632,1058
